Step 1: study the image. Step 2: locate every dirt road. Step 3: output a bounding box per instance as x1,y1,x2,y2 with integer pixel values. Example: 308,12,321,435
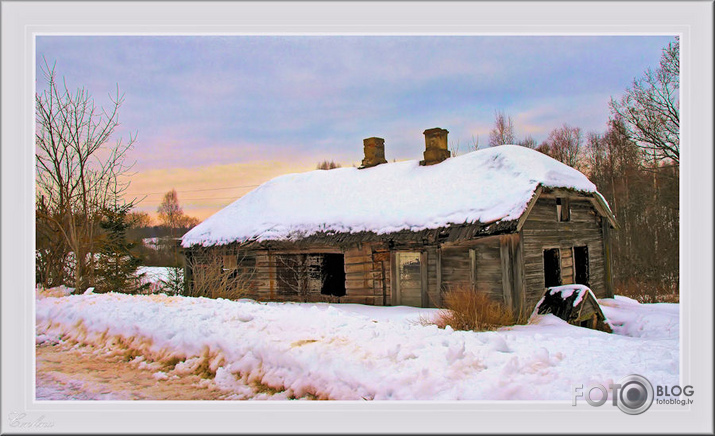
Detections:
36,342,230,400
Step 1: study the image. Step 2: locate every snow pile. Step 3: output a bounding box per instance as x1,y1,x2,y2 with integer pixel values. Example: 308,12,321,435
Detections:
36,285,75,298
182,145,601,247
137,266,173,285
142,237,161,250
36,293,678,400
599,296,679,339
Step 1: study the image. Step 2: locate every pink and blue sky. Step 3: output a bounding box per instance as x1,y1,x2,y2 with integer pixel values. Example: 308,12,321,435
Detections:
36,35,675,221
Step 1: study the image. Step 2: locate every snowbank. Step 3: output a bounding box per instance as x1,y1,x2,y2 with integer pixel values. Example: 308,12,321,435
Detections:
182,145,600,247
36,293,678,400
137,266,173,285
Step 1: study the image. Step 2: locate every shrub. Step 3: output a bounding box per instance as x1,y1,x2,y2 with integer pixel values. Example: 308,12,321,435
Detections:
431,284,516,331
184,248,255,300
615,278,679,303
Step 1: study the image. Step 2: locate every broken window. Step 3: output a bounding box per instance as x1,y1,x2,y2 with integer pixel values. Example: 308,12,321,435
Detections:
543,248,562,288
556,197,570,222
573,246,590,286
276,253,345,298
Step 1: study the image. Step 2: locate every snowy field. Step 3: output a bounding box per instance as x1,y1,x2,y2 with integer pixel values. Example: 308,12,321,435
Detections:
35,290,678,400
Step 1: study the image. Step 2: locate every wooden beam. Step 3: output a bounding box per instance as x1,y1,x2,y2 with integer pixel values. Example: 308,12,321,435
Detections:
469,248,477,289
435,248,442,307
390,251,398,306
512,232,526,318
516,185,543,232
499,235,514,309
602,218,615,298
268,252,275,299
420,251,429,308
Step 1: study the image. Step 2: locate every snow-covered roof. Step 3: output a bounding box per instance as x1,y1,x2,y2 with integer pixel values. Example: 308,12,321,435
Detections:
182,145,603,247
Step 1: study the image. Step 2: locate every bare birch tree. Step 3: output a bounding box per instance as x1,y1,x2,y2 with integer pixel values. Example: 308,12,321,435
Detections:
35,61,136,292
488,111,515,147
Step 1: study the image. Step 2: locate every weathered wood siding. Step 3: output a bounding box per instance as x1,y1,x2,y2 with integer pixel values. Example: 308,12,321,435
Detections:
343,244,377,305
440,236,504,301
371,247,391,306
521,196,607,312
187,243,389,305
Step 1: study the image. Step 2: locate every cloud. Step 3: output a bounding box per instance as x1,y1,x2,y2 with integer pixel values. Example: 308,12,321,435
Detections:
38,34,676,191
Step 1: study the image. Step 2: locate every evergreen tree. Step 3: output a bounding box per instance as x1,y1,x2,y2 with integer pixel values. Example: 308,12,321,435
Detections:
95,204,147,294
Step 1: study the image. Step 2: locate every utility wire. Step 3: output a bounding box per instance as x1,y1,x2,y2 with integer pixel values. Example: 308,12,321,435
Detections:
134,184,260,196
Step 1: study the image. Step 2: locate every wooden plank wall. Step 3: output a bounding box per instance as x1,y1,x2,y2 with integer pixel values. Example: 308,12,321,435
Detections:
521,197,607,312
342,244,376,305
193,243,388,305
440,236,503,300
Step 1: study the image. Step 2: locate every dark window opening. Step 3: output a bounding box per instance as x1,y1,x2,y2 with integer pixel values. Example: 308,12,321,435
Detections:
544,248,562,288
574,246,590,286
556,197,570,222
276,253,345,298
321,253,346,297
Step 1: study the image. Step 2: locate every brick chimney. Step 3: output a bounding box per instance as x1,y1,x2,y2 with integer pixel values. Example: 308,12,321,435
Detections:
420,127,450,166
359,137,388,169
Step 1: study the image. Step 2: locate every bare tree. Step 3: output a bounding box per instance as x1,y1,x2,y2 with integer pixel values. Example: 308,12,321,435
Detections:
157,189,183,233
517,135,537,148
156,189,200,265
609,38,679,164
450,135,480,157
539,124,583,169
488,111,515,147
35,61,136,292
316,160,341,170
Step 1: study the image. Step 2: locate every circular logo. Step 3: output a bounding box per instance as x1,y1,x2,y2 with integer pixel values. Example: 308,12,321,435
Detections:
617,374,654,415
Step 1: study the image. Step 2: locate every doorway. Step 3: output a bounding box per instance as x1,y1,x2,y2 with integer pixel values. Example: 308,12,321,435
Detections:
395,252,423,307
543,248,562,288
573,246,590,286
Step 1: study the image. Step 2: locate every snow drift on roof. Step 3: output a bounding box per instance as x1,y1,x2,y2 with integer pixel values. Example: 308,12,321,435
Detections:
182,145,598,247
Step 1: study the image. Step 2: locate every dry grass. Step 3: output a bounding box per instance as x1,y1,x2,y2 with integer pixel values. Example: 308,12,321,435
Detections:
428,285,518,331
616,278,679,303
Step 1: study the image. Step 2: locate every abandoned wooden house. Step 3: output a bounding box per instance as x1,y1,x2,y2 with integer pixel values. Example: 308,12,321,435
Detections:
181,127,617,318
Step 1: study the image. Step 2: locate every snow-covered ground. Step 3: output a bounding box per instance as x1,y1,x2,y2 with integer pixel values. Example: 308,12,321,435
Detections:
35,291,678,400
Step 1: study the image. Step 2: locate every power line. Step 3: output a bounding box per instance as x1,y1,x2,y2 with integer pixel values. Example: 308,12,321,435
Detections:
133,184,260,196
141,195,240,202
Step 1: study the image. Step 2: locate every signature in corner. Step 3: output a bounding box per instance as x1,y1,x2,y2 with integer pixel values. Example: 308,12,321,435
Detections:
8,412,54,429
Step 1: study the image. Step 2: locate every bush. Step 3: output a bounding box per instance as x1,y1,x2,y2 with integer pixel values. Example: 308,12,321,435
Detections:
185,248,255,300
430,285,516,331
615,278,679,303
